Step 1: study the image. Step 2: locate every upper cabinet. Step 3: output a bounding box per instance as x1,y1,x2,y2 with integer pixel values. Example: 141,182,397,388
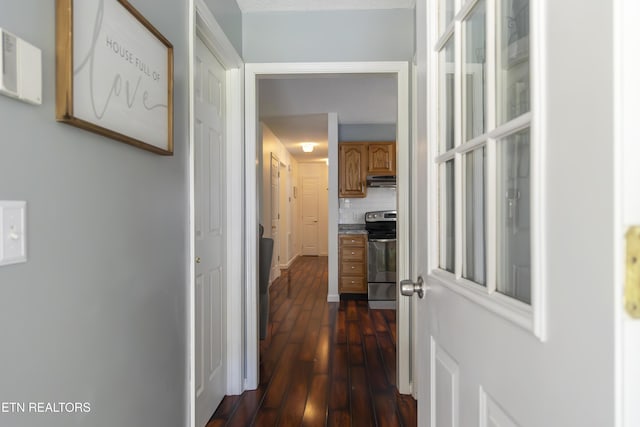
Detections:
367,142,396,175
339,143,367,198
339,141,397,198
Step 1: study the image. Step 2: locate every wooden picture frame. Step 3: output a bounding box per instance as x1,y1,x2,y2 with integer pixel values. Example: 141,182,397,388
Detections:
56,0,174,155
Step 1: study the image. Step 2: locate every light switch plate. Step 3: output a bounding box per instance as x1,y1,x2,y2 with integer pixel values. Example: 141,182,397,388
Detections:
0,201,27,267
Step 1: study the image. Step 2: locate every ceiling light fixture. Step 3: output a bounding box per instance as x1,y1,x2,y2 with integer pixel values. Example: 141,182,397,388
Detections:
301,142,315,153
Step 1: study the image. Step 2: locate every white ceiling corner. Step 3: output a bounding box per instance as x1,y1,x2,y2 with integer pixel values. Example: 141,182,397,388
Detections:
236,0,415,13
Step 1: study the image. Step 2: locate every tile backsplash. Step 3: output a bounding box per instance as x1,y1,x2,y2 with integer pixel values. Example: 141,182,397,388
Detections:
339,187,397,224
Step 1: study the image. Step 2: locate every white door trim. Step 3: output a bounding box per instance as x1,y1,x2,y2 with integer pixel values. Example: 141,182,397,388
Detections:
189,2,244,426
244,61,411,393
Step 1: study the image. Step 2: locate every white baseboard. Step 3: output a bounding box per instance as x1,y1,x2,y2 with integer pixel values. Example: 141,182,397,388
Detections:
279,254,299,270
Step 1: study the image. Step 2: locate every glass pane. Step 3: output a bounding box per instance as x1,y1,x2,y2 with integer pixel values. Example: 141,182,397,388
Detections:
439,38,456,152
463,0,486,141
439,161,455,272
497,0,530,124
463,147,486,285
440,0,456,32
497,128,531,303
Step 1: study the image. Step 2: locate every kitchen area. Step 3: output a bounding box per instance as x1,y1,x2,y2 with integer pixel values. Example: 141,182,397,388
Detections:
338,141,397,309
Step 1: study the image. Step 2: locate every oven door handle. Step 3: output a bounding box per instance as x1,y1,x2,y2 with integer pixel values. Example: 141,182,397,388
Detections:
368,238,397,243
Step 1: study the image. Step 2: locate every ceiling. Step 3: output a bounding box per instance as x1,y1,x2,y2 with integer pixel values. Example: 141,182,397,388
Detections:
237,0,415,12
259,75,397,162
262,114,330,161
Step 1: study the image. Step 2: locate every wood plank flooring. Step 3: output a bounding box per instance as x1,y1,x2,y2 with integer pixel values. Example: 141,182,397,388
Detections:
207,256,417,427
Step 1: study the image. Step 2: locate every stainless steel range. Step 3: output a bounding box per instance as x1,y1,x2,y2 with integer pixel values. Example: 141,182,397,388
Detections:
365,210,397,309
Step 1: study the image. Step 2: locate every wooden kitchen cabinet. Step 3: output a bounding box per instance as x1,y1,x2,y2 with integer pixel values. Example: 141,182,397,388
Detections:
339,234,368,294
339,142,397,198
339,143,367,198
367,142,396,175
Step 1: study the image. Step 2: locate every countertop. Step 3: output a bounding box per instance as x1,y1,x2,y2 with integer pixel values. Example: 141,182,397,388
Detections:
338,224,367,235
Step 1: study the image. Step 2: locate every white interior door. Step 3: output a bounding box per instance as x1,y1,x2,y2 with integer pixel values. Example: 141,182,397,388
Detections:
408,0,617,426
270,153,280,281
279,162,289,267
194,36,226,427
301,176,319,255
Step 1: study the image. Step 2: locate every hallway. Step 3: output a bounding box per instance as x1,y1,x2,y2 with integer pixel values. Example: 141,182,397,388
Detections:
207,256,417,426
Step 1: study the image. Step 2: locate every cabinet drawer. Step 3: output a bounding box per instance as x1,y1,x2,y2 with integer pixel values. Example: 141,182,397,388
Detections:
342,247,365,261
341,261,365,276
340,276,367,293
339,235,366,247
338,233,368,295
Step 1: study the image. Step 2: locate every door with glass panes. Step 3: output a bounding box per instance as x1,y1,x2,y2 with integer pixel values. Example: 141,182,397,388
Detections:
409,0,617,425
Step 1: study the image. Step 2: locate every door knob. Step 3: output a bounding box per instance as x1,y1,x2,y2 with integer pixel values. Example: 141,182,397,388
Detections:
195,257,201,264
401,276,426,299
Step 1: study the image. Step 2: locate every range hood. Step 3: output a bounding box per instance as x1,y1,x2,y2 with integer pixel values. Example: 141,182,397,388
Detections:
366,175,397,188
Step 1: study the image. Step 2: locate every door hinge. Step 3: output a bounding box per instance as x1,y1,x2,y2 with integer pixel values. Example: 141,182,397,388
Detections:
625,226,640,318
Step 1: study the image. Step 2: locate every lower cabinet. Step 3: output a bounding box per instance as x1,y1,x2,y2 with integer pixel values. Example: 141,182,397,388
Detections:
339,234,367,294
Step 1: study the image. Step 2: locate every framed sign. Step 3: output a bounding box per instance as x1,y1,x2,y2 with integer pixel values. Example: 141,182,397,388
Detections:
56,0,174,155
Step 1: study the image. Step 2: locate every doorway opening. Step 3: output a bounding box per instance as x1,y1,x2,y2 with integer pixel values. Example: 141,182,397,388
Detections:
245,62,411,394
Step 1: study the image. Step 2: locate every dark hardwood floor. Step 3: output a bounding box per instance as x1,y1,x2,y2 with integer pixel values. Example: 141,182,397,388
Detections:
207,256,417,427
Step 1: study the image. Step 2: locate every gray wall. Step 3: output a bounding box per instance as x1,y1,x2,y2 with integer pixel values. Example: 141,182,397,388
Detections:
243,9,414,62
338,123,397,141
204,0,243,57
0,1,189,426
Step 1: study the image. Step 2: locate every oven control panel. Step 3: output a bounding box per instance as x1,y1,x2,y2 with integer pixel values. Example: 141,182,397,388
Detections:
364,210,397,222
